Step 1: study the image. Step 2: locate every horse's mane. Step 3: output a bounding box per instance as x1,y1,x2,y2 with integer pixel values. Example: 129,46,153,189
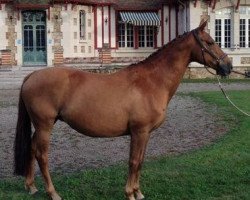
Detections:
129,31,190,68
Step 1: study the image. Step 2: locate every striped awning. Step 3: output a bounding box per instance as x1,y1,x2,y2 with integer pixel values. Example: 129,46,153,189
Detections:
120,12,161,26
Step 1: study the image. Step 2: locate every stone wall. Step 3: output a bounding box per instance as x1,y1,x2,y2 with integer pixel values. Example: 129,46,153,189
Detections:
184,67,250,79
5,4,17,66
64,56,145,64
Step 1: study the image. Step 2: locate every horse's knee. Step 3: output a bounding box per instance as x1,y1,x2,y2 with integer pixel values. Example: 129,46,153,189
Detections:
129,159,141,171
36,151,47,162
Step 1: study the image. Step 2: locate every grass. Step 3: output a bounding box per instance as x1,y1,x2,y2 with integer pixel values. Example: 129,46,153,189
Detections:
1,91,250,200
181,78,250,83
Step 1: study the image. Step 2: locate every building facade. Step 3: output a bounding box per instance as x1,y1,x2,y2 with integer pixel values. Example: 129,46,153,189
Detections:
0,0,249,78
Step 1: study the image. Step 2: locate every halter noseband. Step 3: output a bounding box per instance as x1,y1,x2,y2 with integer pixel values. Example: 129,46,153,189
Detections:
192,30,228,70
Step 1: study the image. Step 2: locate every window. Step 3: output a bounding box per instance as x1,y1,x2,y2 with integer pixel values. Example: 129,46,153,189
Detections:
80,11,86,40
146,26,154,47
239,6,250,48
215,8,232,48
224,19,231,48
240,19,246,47
249,19,250,47
138,26,155,48
118,23,125,47
118,12,159,49
139,26,145,47
118,24,155,48
215,19,222,47
127,24,134,47
118,23,134,48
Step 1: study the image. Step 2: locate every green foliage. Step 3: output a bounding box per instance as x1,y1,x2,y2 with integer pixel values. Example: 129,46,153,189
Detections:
1,91,250,199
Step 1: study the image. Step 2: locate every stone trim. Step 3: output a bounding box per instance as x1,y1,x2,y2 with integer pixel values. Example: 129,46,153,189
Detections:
5,4,17,66
52,5,64,65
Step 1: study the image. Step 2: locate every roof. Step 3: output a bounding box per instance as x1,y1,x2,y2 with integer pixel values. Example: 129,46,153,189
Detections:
52,0,177,10
15,0,49,3
111,0,172,10
1,1,212,10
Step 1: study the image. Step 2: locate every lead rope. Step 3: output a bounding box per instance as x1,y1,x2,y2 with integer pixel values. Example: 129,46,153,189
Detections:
200,46,250,117
203,65,250,117
216,76,250,117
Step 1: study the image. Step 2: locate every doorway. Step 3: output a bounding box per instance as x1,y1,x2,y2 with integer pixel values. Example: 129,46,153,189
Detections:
22,10,47,66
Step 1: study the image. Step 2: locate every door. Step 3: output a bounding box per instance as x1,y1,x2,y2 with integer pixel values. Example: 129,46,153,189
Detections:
22,11,47,66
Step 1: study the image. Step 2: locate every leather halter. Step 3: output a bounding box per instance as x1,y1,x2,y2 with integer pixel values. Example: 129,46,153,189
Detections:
192,29,228,68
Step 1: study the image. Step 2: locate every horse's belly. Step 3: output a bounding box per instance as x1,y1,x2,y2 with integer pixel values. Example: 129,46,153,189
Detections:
69,122,129,137
64,112,129,138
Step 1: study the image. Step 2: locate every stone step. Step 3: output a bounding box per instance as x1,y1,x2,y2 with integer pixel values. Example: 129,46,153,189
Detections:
0,83,22,90
0,67,44,89
0,78,24,82
0,74,29,78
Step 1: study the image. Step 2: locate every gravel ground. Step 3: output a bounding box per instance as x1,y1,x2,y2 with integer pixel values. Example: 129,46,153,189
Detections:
0,82,250,178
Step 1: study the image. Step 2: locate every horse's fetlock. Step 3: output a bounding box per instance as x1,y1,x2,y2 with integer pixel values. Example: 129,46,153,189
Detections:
49,191,62,200
47,187,56,195
125,187,134,197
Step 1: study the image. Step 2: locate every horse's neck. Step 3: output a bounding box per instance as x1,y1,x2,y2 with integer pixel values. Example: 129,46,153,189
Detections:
146,41,191,98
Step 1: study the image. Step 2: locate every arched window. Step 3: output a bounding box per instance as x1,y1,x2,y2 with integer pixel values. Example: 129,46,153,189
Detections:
239,6,250,48
215,8,232,48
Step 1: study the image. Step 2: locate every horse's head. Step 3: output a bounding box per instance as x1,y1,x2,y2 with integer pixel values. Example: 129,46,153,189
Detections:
191,19,233,76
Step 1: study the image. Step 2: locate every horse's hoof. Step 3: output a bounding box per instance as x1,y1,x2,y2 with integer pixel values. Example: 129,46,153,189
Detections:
50,192,62,200
29,187,38,195
25,185,38,195
136,196,145,200
136,192,145,200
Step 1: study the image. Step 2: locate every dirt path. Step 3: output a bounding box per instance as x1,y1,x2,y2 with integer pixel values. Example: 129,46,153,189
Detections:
0,82,249,178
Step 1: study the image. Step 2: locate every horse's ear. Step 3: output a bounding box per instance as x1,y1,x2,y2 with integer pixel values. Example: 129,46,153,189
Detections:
198,18,208,32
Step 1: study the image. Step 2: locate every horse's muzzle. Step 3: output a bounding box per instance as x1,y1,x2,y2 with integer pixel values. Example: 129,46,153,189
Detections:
216,62,233,77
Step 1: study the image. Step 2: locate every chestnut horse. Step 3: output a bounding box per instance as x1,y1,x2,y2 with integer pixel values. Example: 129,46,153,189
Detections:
14,20,232,200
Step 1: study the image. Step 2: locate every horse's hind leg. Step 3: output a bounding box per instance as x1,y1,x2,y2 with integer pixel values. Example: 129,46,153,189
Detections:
25,136,38,195
33,122,61,200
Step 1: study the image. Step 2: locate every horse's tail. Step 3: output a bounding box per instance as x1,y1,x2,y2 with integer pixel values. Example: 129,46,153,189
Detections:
14,77,32,176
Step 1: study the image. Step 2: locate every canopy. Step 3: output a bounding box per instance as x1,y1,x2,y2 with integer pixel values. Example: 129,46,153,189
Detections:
120,12,161,26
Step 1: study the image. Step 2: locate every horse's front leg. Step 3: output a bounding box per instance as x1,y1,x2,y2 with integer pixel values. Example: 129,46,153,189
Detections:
125,128,150,200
